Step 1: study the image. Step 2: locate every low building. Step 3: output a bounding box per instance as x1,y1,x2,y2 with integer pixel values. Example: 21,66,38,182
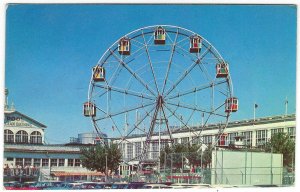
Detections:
3,89,105,182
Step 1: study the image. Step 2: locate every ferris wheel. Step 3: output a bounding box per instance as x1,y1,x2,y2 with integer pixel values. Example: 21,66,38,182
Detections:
84,25,238,162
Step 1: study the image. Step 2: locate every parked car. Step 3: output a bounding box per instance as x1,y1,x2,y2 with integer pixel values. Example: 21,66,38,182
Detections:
125,182,146,189
93,182,113,189
111,182,128,189
143,184,173,189
4,182,39,190
4,182,21,190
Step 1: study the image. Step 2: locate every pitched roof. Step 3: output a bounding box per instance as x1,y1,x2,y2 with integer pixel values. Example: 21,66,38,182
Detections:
4,110,47,128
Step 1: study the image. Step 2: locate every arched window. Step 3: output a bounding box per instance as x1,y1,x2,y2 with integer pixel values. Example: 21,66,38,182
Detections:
4,129,14,143
30,131,42,144
15,130,28,143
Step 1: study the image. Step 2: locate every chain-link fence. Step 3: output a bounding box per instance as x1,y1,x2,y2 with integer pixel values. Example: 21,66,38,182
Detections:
139,151,295,186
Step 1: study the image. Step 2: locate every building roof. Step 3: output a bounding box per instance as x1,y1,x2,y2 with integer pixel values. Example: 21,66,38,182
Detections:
4,144,81,154
4,110,47,128
127,114,296,138
52,171,104,176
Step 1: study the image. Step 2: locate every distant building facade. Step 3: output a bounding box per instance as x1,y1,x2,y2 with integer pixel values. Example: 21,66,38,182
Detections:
115,114,296,163
3,89,104,182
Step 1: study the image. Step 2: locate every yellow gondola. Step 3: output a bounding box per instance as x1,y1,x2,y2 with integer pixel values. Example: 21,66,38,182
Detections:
154,26,166,45
118,37,130,55
93,66,105,82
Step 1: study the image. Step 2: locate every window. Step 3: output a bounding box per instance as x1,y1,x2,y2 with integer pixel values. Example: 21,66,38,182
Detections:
271,128,284,136
121,143,126,159
127,143,133,160
173,138,179,144
42,159,49,167
74,159,81,167
24,158,31,166
151,143,158,159
288,127,295,139
4,129,14,143
15,130,28,143
202,135,212,144
191,137,201,145
58,159,65,167
135,142,142,158
241,131,252,146
181,137,189,144
51,159,58,167
30,131,42,144
33,159,41,167
227,133,238,145
16,158,23,166
256,130,268,147
68,159,74,167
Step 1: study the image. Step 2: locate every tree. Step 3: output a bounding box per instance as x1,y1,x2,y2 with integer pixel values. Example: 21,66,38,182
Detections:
202,144,213,168
160,143,203,170
80,143,122,174
265,132,295,167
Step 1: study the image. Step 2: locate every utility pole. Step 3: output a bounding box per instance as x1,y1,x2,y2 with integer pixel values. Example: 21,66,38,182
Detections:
105,153,108,182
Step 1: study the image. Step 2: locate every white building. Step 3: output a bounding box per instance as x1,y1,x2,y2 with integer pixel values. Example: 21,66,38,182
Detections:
3,89,104,182
116,114,296,163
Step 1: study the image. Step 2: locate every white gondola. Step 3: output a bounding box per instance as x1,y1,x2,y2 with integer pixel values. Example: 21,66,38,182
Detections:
83,102,96,117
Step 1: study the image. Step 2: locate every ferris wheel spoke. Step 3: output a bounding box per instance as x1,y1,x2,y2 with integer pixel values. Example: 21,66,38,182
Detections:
164,46,212,97
166,101,227,118
90,85,108,100
160,106,173,143
162,28,179,95
107,60,124,86
116,105,156,147
92,106,126,140
163,104,199,138
142,31,160,95
108,49,157,96
93,84,155,101
165,79,227,100
94,102,155,121
175,44,199,61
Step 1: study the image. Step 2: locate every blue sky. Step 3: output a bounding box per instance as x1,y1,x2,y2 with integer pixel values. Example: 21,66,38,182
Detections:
5,4,296,144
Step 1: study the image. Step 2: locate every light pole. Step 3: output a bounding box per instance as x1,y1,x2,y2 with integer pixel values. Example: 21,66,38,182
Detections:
105,153,108,182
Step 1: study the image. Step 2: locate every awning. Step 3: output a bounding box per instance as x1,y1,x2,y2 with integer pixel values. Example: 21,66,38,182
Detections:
166,175,201,179
52,171,104,177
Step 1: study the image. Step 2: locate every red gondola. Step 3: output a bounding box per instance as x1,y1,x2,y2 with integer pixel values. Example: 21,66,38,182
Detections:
216,62,229,78
225,97,238,112
190,35,202,53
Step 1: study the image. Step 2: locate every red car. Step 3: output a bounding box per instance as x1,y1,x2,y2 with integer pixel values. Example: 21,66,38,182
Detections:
4,182,40,190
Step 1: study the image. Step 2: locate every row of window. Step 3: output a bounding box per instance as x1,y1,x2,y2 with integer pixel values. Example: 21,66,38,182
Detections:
4,130,42,144
120,127,295,159
10,158,81,167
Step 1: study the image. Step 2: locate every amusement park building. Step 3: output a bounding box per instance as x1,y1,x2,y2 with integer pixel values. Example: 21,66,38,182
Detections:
3,89,105,182
118,114,296,163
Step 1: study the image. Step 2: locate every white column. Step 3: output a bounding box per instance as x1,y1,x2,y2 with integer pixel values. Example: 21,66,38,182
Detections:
252,131,256,147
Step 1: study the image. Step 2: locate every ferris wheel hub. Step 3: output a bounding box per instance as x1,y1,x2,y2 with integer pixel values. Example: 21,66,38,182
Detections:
157,95,164,107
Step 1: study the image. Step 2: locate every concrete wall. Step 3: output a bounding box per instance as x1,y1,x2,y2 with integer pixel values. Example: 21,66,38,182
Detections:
211,150,283,186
